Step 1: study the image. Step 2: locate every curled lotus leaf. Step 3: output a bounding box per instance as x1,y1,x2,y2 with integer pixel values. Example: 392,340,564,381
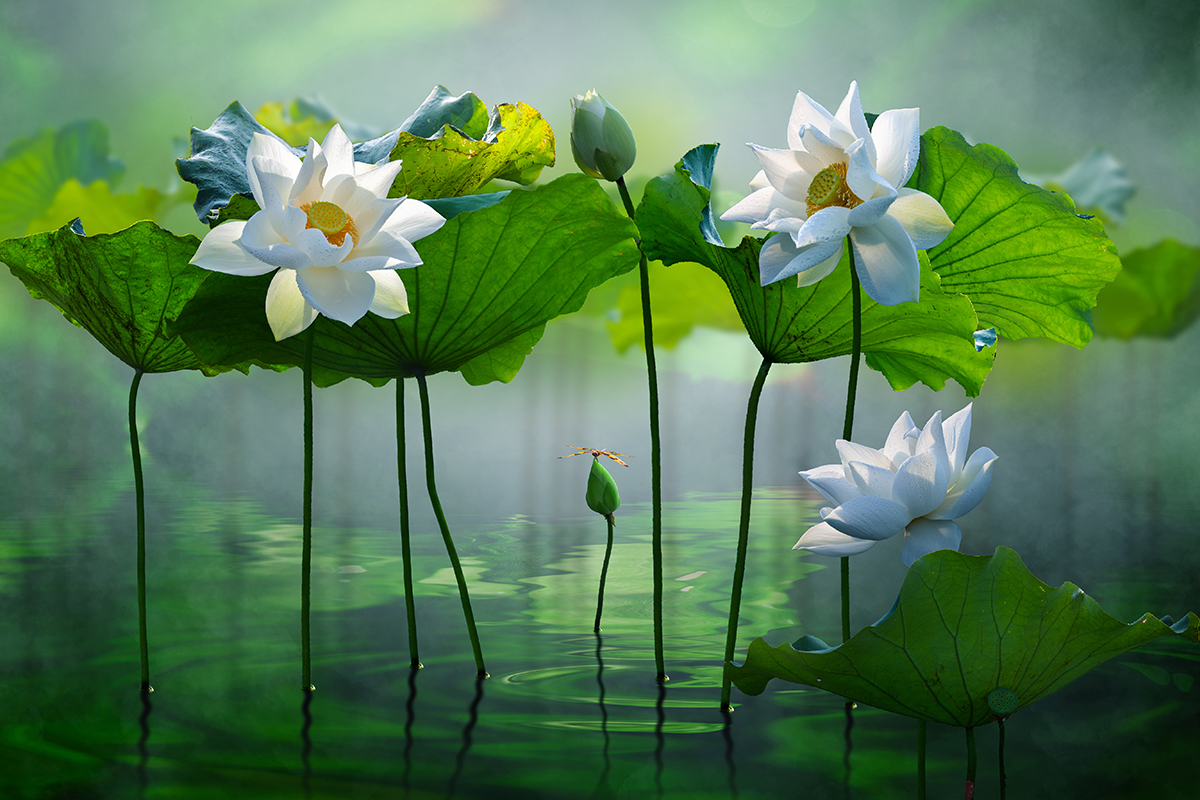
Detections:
178,86,553,223
727,547,1198,728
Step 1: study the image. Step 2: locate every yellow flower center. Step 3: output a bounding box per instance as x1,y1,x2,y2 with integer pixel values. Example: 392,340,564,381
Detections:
806,162,864,217
302,200,358,247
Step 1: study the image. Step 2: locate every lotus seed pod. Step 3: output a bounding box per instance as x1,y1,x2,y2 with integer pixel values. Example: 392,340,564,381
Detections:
585,457,621,517
987,687,1019,716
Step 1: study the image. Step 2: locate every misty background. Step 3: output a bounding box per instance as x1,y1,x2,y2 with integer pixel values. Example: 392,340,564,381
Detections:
2,0,1199,622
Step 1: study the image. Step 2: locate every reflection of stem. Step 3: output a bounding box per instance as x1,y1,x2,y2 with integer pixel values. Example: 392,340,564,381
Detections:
403,666,418,794
396,378,420,668
615,176,666,683
302,327,315,692
720,357,773,711
593,633,612,797
841,243,862,645
917,719,927,800
129,369,152,693
654,681,666,796
300,688,314,799
446,677,485,799
137,689,152,796
415,370,487,678
594,515,615,633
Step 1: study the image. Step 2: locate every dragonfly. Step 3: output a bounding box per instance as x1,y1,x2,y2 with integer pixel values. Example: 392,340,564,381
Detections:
560,446,630,467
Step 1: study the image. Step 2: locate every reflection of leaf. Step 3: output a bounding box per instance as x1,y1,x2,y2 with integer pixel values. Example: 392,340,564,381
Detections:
0,221,210,373
910,127,1122,347
1093,240,1200,338
0,121,124,238
172,175,638,386
728,547,1199,727
637,145,993,395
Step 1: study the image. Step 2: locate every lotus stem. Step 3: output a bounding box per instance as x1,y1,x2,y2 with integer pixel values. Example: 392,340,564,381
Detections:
615,176,666,683
918,719,927,799
397,377,420,668
415,370,487,678
965,725,977,795
302,326,315,692
720,356,773,711
594,514,616,633
998,718,1007,800
128,368,151,693
841,240,862,645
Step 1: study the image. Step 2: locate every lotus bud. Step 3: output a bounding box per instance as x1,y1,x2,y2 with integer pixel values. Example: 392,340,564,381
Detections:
585,457,621,519
570,90,637,182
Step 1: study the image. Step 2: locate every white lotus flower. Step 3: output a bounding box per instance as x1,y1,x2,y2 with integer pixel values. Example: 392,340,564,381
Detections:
720,81,954,306
794,404,997,566
189,124,445,340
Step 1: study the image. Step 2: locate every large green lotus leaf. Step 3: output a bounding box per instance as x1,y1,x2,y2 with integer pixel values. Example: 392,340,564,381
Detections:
0,221,211,373
1093,240,1200,338
172,174,639,386
637,145,993,395
0,121,125,238
178,87,552,223
910,127,1122,346
727,547,1199,728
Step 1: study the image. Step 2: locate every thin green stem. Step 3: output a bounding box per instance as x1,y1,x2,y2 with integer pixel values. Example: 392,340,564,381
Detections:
917,719,927,800
397,378,420,669
616,176,665,683
129,369,151,693
594,514,615,633
720,357,773,711
840,240,862,645
965,725,977,790
302,326,315,692
998,718,1007,800
415,371,487,678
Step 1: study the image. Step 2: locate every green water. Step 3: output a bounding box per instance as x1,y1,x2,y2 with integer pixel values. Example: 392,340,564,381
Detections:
2,474,1196,799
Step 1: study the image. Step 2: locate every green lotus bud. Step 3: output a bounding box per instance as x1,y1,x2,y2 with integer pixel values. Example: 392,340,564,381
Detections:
585,457,621,518
570,90,637,182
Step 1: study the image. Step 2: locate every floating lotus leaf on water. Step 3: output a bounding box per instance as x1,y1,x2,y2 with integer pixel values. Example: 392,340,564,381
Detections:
727,547,1199,728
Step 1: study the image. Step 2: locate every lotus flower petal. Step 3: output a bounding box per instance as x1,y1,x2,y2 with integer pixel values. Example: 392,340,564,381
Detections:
793,521,878,557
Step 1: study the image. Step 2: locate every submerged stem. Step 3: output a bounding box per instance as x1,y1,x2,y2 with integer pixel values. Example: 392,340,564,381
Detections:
302,326,315,692
594,514,615,633
129,369,151,693
720,357,773,711
397,378,420,668
616,176,665,683
415,371,487,678
840,241,862,645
